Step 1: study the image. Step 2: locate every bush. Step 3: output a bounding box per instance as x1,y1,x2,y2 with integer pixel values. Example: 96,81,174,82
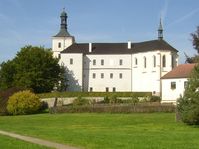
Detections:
150,96,161,102
73,96,90,106
7,90,41,115
38,91,152,98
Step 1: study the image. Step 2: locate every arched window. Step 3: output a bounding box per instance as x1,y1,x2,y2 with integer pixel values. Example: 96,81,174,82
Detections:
172,55,175,69
162,55,166,67
144,57,147,68
135,58,138,65
153,55,156,67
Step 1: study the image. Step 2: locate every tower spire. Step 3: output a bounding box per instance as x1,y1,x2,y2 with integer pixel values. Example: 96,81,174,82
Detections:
158,18,163,40
54,9,71,37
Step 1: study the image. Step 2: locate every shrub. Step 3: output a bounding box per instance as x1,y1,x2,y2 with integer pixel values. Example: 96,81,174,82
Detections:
7,90,41,115
150,96,161,102
73,96,89,106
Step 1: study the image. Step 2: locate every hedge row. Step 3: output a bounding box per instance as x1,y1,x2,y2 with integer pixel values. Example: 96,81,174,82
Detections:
38,92,152,98
49,103,175,114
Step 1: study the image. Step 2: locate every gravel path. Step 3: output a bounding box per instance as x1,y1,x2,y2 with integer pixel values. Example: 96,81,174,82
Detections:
0,130,80,149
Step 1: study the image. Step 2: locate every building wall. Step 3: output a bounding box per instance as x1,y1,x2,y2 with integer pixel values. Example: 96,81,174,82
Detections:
161,78,187,104
83,54,132,92
132,50,178,95
60,53,83,91
52,36,74,58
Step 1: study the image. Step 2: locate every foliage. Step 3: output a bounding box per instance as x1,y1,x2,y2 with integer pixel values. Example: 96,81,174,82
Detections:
1,113,198,149
150,96,161,102
38,91,152,98
73,96,90,106
51,103,175,114
191,26,199,53
0,60,16,90
7,90,41,115
184,53,199,64
177,64,199,125
0,87,24,115
0,46,64,93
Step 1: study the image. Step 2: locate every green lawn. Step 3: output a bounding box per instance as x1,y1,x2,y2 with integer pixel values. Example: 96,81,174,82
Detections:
0,134,52,149
0,113,198,149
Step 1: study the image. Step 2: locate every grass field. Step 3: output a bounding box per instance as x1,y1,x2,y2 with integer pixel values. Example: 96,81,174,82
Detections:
0,134,51,149
0,113,198,149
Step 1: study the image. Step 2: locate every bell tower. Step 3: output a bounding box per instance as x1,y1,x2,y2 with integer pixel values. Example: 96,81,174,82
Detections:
52,9,75,58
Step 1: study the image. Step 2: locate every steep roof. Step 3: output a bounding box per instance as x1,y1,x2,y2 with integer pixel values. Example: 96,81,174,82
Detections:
61,40,178,54
161,63,196,79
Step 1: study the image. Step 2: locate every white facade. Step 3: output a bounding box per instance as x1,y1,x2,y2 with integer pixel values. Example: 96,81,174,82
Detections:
58,47,178,94
161,78,187,104
52,10,179,96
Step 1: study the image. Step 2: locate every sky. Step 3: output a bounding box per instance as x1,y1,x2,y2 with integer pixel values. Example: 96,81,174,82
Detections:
0,0,199,64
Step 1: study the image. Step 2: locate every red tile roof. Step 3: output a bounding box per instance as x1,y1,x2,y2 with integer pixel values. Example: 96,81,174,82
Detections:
161,63,197,79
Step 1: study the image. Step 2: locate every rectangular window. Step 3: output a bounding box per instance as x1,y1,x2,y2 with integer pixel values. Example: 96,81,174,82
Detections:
101,73,104,79
93,59,96,65
119,59,123,65
106,87,109,92
113,87,116,92
135,58,138,65
171,82,176,90
92,73,96,79
110,73,113,79
58,54,61,59
70,58,73,65
90,87,93,92
119,73,122,79
58,42,61,48
101,59,104,65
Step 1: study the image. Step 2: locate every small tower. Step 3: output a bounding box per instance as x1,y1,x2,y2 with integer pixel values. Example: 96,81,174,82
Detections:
52,9,75,58
158,18,163,40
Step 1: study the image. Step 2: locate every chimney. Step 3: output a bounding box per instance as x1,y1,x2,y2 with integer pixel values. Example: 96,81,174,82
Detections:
127,41,131,49
89,43,92,52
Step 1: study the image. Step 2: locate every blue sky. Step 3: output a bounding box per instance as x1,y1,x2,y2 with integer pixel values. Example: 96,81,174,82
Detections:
0,0,199,64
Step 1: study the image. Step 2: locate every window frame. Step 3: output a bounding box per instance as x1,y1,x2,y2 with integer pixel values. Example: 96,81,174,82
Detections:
171,81,176,90
70,58,73,65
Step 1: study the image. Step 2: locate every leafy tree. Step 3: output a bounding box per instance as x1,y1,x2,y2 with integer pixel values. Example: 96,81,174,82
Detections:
185,26,199,63
0,60,16,90
0,46,65,93
191,26,199,53
177,63,199,125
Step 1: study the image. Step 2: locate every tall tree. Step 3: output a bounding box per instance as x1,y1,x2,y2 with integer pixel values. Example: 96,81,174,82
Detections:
191,26,199,54
0,60,16,90
177,64,199,125
0,46,64,93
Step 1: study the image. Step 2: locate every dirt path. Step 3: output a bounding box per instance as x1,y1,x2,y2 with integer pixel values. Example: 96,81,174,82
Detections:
0,130,80,149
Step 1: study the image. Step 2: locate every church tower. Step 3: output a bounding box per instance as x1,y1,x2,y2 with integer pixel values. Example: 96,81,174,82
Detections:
158,18,163,40
52,9,75,58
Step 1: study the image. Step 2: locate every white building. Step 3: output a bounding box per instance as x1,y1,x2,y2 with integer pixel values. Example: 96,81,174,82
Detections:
161,63,196,104
52,10,179,96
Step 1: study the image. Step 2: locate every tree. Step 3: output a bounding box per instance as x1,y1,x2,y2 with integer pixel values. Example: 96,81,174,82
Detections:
0,60,16,90
177,63,199,125
185,26,199,63
191,26,199,53
0,46,64,93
